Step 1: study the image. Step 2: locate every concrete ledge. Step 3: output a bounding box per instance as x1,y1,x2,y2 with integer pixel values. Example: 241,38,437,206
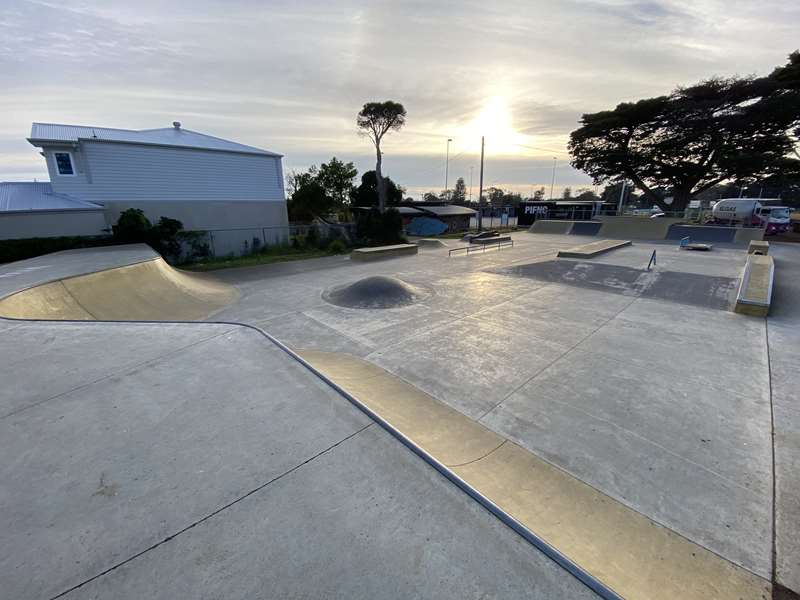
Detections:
748,240,769,255
469,235,511,245
735,254,774,317
350,244,418,262
529,220,574,235
557,239,631,258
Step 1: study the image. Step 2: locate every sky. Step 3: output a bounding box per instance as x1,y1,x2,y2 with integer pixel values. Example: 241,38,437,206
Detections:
1,0,799,199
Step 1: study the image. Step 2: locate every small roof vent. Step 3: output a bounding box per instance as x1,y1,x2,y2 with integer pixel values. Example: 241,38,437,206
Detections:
172,121,181,129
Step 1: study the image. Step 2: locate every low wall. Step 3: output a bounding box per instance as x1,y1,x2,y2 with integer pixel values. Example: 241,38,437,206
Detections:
734,228,765,245
0,208,108,240
734,254,774,317
666,225,736,243
528,220,574,234
351,244,418,262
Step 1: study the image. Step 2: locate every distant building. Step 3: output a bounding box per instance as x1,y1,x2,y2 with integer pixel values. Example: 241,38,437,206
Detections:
1,122,288,255
355,202,476,234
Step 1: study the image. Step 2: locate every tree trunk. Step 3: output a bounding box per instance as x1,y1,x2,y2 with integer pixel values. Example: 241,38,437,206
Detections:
667,188,692,214
375,146,385,213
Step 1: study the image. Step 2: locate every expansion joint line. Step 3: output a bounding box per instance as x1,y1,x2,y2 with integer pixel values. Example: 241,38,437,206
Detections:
49,423,373,600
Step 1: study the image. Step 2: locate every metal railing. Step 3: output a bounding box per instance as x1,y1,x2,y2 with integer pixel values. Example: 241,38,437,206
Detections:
449,238,514,256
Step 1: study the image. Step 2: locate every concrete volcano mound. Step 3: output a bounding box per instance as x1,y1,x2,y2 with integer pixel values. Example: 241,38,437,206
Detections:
323,275,427,309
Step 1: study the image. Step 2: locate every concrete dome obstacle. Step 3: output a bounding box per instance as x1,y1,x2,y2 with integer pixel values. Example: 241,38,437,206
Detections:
323,275,427,309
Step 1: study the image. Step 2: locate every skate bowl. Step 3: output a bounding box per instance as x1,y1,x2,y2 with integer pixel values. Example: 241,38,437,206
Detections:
0,257,238,321
323,275,429,309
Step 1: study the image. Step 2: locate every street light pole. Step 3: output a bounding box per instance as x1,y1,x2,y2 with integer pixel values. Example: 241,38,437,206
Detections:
469,166,473,203
478,136,485,230
445,138,453,195
549,157,557,200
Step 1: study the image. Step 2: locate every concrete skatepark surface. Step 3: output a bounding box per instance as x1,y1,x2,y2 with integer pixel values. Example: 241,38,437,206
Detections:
2,234,799,598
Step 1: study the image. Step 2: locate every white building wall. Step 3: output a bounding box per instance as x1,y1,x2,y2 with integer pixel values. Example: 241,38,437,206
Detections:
0,209,108,240
46,141,284,205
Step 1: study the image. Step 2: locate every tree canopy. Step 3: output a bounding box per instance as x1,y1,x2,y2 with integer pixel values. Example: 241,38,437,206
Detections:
357,101,406,212
569,51,800,212
349,171,404,207
316,157,358,207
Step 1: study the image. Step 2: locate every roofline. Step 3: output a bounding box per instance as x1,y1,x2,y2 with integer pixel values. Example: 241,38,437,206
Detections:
27,136,283,158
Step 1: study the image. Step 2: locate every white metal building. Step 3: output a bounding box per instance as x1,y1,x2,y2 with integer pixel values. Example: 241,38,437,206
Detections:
2,122,289,254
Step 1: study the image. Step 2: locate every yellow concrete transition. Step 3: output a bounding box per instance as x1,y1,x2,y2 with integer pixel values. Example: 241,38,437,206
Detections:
557,239,631,258
735,254,774,317
299,349,772,600
0,258,238,321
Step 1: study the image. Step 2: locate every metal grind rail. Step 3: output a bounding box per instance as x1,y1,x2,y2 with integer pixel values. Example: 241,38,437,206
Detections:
449,238,514,257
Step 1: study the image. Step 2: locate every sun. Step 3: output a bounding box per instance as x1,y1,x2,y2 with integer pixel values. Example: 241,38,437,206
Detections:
458,96,527,155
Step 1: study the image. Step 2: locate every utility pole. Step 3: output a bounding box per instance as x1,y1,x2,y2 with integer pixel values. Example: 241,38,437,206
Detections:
549,157,557,200
469,166,473,203
444,138,453,196
478,136,485,230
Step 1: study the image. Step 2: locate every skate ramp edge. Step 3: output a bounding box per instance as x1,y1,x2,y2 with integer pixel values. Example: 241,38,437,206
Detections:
296,349,771,600
0,258,238,321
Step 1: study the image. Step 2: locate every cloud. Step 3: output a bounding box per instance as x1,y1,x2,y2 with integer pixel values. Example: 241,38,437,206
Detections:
1,0,798,195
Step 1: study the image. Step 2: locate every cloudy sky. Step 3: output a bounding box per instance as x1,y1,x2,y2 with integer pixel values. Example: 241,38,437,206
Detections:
1,0,798,198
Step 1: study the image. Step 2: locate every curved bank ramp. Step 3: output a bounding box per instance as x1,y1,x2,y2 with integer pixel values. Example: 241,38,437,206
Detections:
0,245,778,600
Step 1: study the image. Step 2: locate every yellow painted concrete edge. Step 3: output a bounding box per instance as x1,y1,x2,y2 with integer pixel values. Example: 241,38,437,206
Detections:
298,349,771,600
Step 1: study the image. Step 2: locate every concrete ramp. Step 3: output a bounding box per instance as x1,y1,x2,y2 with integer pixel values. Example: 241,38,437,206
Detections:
596,217,680,240
0,258,238,321
528,220,574,234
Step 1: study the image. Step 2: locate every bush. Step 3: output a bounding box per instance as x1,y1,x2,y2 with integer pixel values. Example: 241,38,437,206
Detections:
328,238,347,254
111,209,185,263
112,208,151,243
0,235,115,264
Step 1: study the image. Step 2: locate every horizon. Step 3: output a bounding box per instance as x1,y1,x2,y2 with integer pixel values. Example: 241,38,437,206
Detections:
1,0,798,199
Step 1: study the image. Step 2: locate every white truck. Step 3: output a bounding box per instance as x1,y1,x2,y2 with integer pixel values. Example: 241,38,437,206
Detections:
711,198,791,235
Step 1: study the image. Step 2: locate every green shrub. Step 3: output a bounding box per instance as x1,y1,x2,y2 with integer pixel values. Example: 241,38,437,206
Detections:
328,238,347,253
0,235,116,264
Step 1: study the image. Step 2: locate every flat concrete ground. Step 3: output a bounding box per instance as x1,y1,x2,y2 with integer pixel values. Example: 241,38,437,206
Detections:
1,234,798,596
0,319,598,600
211,233,792,581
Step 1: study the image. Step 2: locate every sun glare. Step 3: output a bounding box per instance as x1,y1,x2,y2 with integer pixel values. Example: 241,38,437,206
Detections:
458,96,528,155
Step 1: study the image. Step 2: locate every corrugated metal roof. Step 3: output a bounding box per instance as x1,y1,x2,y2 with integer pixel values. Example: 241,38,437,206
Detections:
417,205,477,217
0,182,104,212
29,122,281,156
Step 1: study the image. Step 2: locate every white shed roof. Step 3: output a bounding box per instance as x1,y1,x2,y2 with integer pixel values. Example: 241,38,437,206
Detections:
0,182,104,212
29,122,281,157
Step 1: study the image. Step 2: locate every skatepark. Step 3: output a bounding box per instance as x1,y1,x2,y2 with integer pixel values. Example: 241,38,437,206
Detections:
1,230,799,599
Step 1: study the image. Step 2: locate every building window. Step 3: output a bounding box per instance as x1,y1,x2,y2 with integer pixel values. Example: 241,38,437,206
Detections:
54,152,75,176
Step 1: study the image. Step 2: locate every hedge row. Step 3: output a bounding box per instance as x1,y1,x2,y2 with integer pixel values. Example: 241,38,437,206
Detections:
0,235,119,265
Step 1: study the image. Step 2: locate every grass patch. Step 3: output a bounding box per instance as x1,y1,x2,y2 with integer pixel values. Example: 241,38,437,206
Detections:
182,246,345,271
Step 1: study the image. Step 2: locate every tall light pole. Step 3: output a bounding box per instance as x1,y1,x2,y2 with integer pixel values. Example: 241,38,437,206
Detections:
469,166,473,203
549,157,557,200
445,138,453,194
478,136,485,230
